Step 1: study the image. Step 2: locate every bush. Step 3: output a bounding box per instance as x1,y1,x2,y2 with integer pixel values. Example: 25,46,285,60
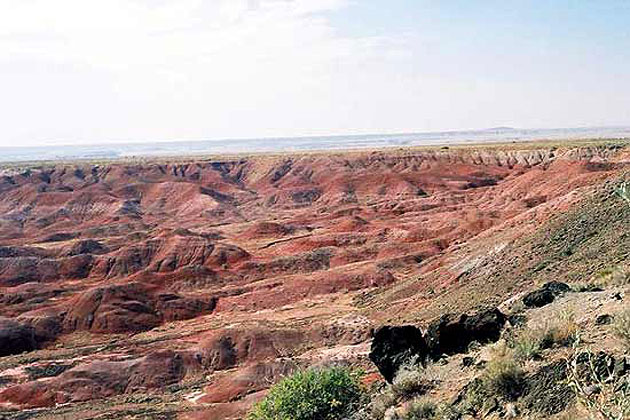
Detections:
368,388,397,420
482,346,525,401
509,310,578,360
434,403,461,420
545,310,579,347
510,327,545,360
247,366,363,420
392,363,429,399
613,309,630,350
403,398,436,420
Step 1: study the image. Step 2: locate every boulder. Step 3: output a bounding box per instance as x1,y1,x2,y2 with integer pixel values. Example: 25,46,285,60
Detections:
0,317,37,356
426,308,506,357
522,289,555,308
542,281,571,295
369,325,429,383
522,282,570,308
595,314,613,326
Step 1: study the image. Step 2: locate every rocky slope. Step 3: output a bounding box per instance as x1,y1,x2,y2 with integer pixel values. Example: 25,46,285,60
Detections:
0,141,628,419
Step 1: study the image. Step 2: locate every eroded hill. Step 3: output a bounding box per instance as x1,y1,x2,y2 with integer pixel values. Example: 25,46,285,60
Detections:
0,142,628,419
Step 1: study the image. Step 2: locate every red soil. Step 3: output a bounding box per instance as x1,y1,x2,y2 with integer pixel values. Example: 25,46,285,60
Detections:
0,145,624,417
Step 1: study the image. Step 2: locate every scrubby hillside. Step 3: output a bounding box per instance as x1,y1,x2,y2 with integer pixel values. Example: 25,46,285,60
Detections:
0,141,628,419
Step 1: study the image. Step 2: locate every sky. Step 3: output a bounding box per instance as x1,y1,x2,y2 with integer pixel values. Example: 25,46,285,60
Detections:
1,0,630,147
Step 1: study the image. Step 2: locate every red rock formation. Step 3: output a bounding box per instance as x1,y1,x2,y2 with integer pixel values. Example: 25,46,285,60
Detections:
0,144,625,417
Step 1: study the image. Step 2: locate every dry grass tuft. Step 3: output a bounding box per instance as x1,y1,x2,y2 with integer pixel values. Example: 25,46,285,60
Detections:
510,309,578,360
613,308,630,350
481,344,525,401
402,398,436,420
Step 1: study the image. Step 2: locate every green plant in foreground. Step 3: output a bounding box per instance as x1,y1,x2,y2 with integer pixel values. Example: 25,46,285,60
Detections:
247,366,363,420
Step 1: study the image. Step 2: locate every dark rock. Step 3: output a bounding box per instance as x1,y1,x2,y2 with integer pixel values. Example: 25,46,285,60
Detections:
42,232,77,243
0,317,37,356
522,282,570,308
369,325,429,383
462,356,475,367
611,292,623,301
522,361,573,416
595,314,613,325
507,314,527,327
614,356,629,378
482,397,498,417
291,189,322,205
542,281,571,296
522,288,555,308
426,307,506,357
25,362,74,380
575,351,616,384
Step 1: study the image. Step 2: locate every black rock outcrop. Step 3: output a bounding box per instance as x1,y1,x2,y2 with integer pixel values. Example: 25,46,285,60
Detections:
522,281,570,308
369,325,429,383
425,307,506,357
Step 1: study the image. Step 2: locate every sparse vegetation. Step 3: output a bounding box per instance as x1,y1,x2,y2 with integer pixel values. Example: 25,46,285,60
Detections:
247,366,363,420
567,346,630,420
391,359,443,399
572,282,604,292
392,363,427,399
402,398,436,420
596,265,630,287
613,308,630,350
510,326,546,360
509,310,578,360
398,398,460,420
481,345,525,401
367,388,397,420
615,181,630,205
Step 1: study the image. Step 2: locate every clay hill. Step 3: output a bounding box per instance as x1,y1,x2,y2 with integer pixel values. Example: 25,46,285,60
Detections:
0,141,628,419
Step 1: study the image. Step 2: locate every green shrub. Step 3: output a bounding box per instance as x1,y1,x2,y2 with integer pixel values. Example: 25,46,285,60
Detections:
434,403,461,420
613,309,630,350
482,346,525,401
544,310,579,347
460,378,489,415
510,326,545,361
247,366,363,420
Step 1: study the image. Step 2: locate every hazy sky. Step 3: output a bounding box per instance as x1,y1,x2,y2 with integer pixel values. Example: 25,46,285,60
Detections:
1,0,630,147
